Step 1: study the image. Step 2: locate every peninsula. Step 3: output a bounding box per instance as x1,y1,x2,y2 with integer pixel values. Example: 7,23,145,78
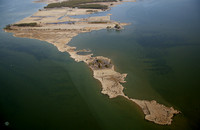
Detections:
4,0,180,125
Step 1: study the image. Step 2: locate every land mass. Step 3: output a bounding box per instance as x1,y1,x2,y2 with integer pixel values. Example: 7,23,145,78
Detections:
4,0,180,125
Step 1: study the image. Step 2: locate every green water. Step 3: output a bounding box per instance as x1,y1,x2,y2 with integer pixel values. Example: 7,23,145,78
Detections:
0,0,200,129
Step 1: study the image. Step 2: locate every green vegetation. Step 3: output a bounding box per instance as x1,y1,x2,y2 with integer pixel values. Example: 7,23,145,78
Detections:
86,10,98,12
13,22,38,27
4,24,12,30
114,24,121,29
4,23,38,30
45,0,117,9
89,58,112,69
96,59,102,63
106,26,112,29
77,4,108,9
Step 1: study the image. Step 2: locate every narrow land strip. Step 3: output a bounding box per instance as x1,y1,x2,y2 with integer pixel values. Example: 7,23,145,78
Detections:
4,0,180,125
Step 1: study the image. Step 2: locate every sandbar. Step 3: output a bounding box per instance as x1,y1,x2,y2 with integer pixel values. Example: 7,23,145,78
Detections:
4,0,180,125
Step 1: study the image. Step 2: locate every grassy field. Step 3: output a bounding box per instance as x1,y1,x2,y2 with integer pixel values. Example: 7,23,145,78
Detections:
45,0,117,9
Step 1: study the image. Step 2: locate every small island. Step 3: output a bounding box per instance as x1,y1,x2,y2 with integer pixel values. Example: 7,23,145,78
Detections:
4,0,180,125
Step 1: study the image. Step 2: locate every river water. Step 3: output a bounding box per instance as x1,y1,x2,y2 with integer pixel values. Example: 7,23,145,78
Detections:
0,0,200,129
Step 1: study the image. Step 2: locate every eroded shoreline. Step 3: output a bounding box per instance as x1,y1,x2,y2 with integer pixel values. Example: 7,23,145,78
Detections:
4,0,180,125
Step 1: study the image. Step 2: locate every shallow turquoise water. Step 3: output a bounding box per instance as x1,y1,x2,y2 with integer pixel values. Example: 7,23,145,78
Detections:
0,0,200,129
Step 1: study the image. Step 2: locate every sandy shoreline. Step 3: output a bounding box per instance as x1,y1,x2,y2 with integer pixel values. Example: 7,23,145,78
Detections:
4,0,180,125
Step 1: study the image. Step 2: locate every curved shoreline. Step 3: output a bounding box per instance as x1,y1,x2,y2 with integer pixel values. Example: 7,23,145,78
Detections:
4,0,180,125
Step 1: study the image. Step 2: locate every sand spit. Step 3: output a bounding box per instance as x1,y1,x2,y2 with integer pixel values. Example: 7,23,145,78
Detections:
4,2,180,125
130,99,180,125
